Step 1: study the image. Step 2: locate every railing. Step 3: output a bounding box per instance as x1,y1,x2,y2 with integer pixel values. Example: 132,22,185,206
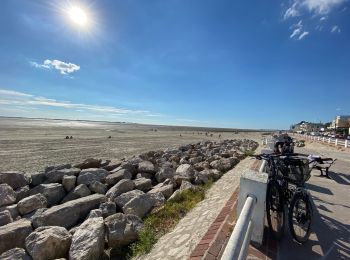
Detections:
221,195,256,260
294,133,349,148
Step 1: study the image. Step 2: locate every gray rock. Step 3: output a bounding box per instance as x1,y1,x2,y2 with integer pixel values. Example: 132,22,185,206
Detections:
69,216,104,260
102,160,122,171
136,172,153,179
210,157,239,172
45,168,80,184
148,192,166,207
0,204,19,220
133,178,152,192
73,158,102,169
15,186,30,203
30,172,46,187
88,209,103,218
193,171,209,185
104,213,143,247
0,219,33,255
77,168,109,186
106,179,135,200
155,167,175,183
137,161,156,174
0,171,29,190
22,208,47,222
0,248,31,260
32,194,106,229
115,190,144,209
122,194,154,218
189,156,203,164
148,183,173,199
25,226,72,260
193,161,210,171
0,184,16,207
0,210,13,226
117,163,137,175
62,175,76,192
45,164,71,173
105,169,132,186
99,201,117,218
61,184,91,203
17,194,47,215
29,183,66,206
175,164,195,180
89,181,107,194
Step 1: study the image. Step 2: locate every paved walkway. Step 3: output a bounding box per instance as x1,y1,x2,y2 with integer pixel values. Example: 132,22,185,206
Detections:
277,145,350,259
136,155,258,260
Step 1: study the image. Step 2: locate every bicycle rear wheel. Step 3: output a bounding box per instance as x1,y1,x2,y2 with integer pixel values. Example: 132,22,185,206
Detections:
288,191,313,244
266,180,285,239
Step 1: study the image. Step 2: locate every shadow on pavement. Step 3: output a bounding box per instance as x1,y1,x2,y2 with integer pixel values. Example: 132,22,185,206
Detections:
306,183,333,195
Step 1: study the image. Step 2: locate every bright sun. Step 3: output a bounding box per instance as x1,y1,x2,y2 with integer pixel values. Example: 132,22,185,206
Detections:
69,6,88,26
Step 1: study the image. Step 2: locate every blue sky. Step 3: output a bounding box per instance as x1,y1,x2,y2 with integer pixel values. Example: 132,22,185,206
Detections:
0,0,349,129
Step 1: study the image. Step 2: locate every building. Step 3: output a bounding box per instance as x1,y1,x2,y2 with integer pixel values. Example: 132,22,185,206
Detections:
330,115,350,129
290,121,325,133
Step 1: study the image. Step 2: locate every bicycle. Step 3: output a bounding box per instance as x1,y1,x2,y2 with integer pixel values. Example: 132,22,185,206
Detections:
254,153,317,244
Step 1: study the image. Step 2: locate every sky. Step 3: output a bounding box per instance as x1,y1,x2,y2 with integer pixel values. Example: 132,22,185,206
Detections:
0,0,349,129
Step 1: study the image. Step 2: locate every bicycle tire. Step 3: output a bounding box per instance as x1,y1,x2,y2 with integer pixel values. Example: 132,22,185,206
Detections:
288,191,312,244
266,180,285,239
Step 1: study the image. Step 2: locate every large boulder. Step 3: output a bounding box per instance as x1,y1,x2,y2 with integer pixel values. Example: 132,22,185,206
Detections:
61,184,91,203
77,168,109,186
106,179,135,200
137,161,156,174
69,216,104,260
32,194,106,229
73,158,102,169
175,164,195,180
0,204,19,221
89,181,107,194
115,190,144,209
45,164,71,173
0,248,31,260
210,157,239,172
148,183,173,199
0,219,33,254
0,210,13,226
30,172,45,187
155,167,175,183
99,201,117,218
148,192,166,207
0,171,29,190
29,183,66,206
122,194,154,218
14,186,30,203
105,169,132,186
0,184,16,207
25,226,72,260
45,168,80,184
193,171,209,185
17,194,47,215
102,160,122,171
133,178,152,192
136,172,153,179
105,213,143,247
62,175,76,192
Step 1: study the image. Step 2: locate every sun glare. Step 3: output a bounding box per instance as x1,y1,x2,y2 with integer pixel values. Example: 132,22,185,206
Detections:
69,6,88,26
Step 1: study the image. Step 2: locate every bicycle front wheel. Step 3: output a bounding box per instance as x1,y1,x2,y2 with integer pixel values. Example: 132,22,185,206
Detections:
266,180,285,239
288,191,313,244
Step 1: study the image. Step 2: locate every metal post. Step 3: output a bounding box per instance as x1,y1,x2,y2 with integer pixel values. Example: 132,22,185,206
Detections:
221,196,256,260
335,139,338,146
345,140,348,148
259,160,266,173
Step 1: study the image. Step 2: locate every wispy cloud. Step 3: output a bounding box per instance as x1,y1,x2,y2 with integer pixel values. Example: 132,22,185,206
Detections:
30,59,80,75
298,31,309,39
289,20,309,40
0,88,152,116
331,25,341,33
283,0,347,39
336,107,342,111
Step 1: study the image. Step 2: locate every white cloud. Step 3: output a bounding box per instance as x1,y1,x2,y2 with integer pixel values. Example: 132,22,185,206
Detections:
284,0,347,18
30,59,80,75
298,31,310,39
320,16,327,20
331,25,341,32
290,28,302,38
0,88,152,116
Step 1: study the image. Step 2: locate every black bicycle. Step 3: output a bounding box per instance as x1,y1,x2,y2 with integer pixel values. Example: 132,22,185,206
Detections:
254,153,316,243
